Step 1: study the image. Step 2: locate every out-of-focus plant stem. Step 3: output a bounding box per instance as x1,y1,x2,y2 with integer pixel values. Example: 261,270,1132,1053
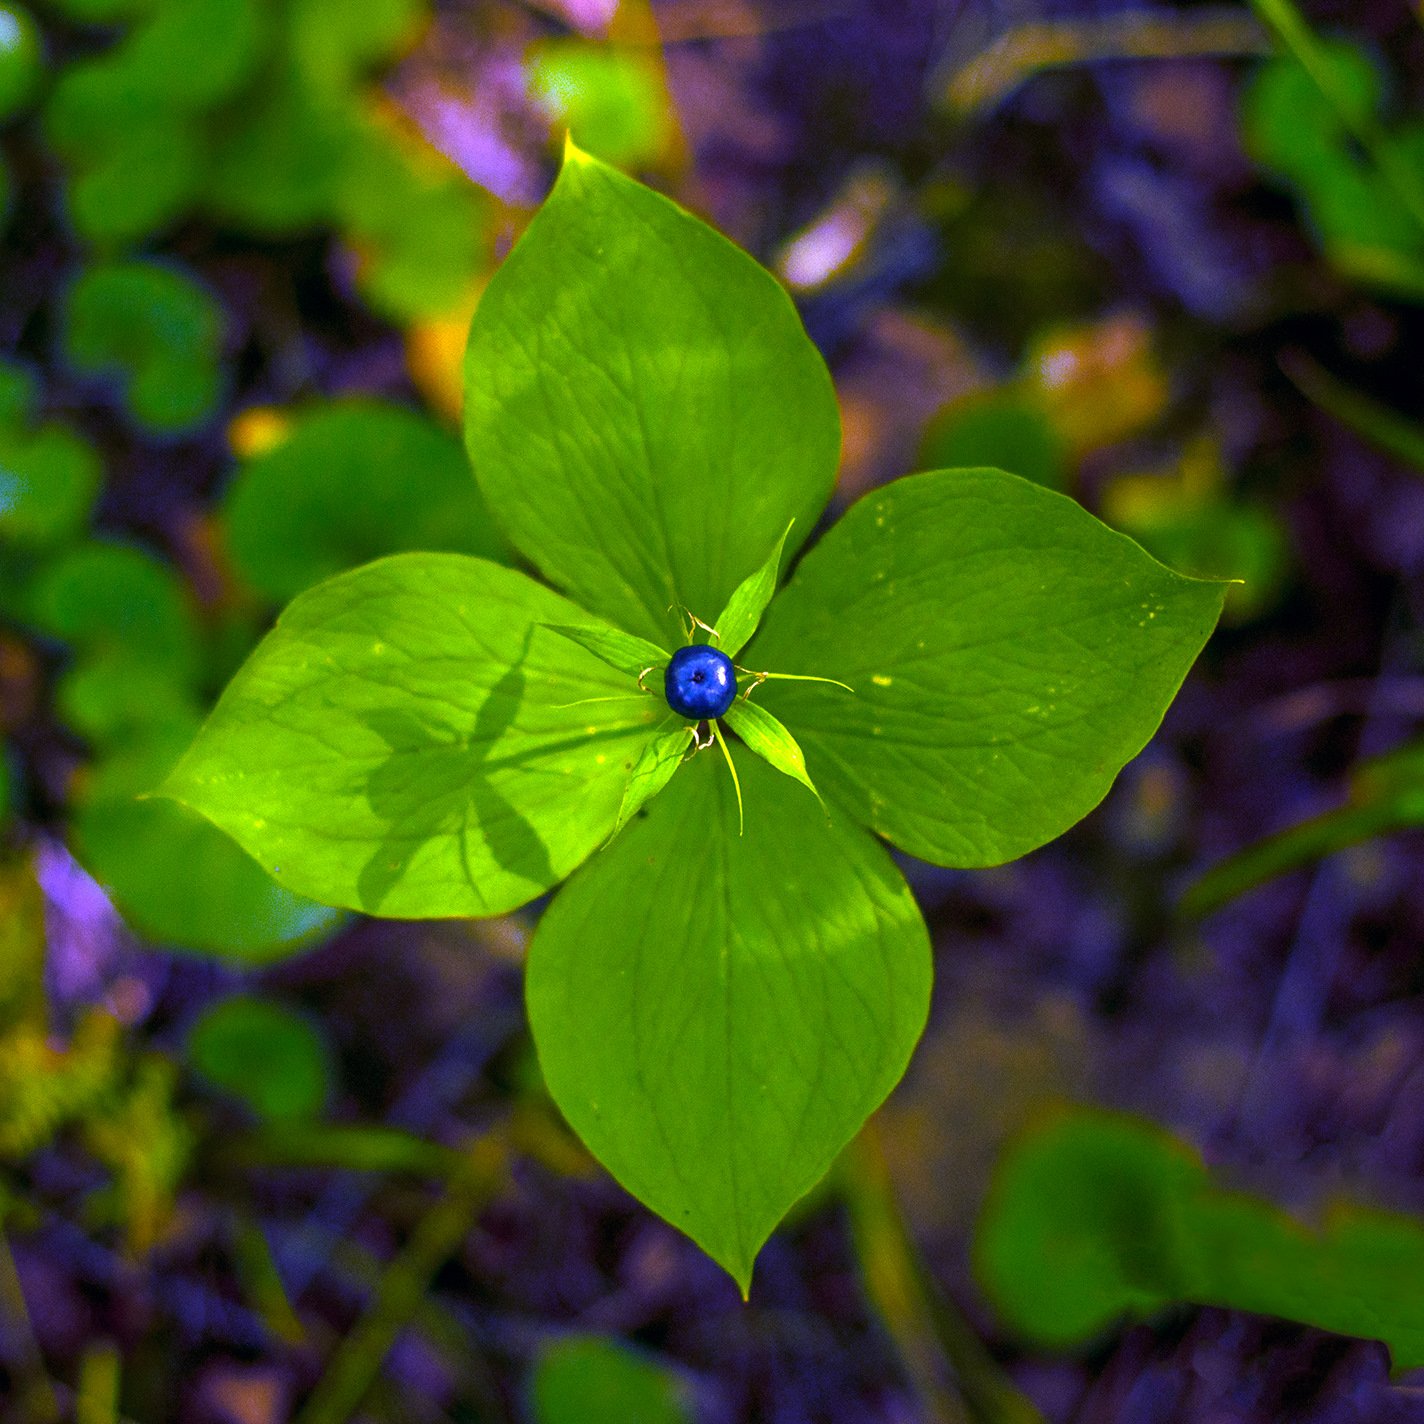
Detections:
841,1118,1046,1424
940,8,1271,117
291,1130,510,1424
0,1226,61,1423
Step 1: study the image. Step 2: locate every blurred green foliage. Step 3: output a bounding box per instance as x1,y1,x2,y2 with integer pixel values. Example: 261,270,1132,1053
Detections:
977,1106,1424,1369
531,1336,691,1424
62,260,225,433
1242,30,1424,298
223,399,509,603
0,360,101,548
187,994,333,1122
0,2,41,122
527,42,671,170
920,390,1067,492
41,0,487,320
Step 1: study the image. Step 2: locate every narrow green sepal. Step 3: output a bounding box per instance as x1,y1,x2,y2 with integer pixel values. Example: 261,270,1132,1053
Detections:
710,720,744,834
723,699,821,806
713,520,795,657
612,718,694,838
546,623,669,679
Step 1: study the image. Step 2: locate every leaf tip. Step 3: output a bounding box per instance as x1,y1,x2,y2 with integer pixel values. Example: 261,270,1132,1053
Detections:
562,131,593,167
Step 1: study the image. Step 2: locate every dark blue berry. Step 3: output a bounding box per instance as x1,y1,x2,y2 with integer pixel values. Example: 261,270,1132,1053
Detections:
664,645,737,719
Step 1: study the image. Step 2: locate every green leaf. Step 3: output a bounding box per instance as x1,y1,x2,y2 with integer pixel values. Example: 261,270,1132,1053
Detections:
161,553,666,918
544,622,669,680
723,698,819,804
526,41,672,169
612,718,692,836
527,747,931,1291
335,127,488,322
919,390,1067,492
531,1337,690,1424
187,995,333,1122
976,1106,1424,1369
73,729,342,961
0,422,102,547
62,260,224,434
713,520,793,657
748,469,1226,867
223,399,509,603
464,142,840,646
29,540,199,686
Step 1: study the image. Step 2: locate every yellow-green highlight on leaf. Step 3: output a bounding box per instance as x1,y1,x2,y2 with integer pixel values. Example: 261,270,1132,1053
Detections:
723,698,820,807
976,1105,1424,1369
545,623,670,680
158,553,666,919
748,468,1228,868
464,140,840,647
714,519,794,657
526,748,932,1294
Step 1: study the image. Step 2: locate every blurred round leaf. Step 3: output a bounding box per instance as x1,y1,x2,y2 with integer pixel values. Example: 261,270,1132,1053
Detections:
0,358,38,427
289,0,422,95
337,130,487,320
0,4,42,124
54,650,199,748
187,995,333,1122
121,0,269,110
72,727,343,960
527,42,670,169
204,78,353,232
1242,43,1381,181
62,260,224,433
28,540,198,682
919,389,1067,491
0,423,102,547
531,1338,689,1424
224,399,508,602
45,63,206,243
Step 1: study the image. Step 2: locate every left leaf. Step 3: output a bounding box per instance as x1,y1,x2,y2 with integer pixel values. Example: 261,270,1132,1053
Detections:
160,553,665,918
527,748,932,1293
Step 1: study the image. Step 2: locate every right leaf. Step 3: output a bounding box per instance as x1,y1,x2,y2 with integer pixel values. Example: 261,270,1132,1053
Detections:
747,469,1227,867
526,747,931,1295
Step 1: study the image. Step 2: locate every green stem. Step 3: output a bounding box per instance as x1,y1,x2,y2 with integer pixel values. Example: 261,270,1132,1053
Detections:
841,1120,1046,1424
291,1134,508,1424
1180,797,1406,919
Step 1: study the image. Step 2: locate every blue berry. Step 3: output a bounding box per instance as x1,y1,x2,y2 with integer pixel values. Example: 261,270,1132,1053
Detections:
664,645,737,719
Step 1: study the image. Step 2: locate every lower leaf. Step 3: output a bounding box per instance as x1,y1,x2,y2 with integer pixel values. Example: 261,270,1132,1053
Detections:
526,745,932,1292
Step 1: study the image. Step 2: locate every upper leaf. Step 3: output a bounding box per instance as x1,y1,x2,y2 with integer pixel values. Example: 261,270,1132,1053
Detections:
748,469,1226,867
160,553,664,918
464,143,840,646
526,747,931,1292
